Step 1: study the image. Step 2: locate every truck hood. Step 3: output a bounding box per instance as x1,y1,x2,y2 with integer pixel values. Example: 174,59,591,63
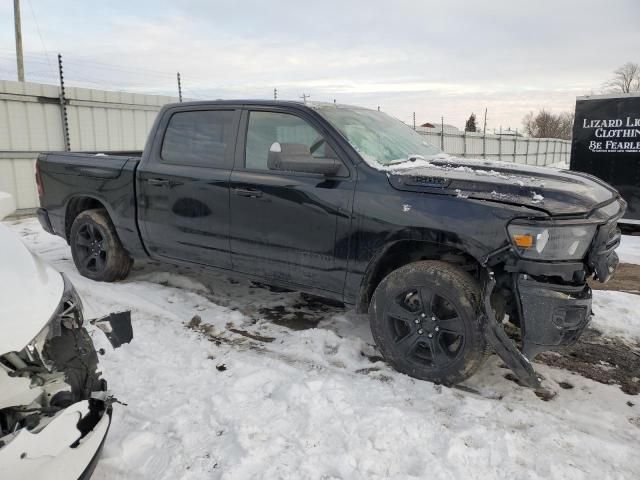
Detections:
384,156,618,216
0,224,64,353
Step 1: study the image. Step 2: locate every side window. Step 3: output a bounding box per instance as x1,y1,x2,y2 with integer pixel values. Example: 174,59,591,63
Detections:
245,111,335,170
161,110,234,167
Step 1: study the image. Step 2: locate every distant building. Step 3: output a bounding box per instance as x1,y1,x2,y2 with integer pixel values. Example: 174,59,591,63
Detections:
493,127,523,137
418,122,461,135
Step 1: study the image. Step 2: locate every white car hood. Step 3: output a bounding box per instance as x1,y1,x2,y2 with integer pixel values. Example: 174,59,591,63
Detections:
0,224,64,353
0,191,16,221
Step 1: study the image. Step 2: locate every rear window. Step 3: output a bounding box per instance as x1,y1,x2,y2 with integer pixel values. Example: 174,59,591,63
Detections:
161,110,234,166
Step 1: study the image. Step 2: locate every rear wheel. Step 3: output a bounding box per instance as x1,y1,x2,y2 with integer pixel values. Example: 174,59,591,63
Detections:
369,261,486,385
70,209,132,282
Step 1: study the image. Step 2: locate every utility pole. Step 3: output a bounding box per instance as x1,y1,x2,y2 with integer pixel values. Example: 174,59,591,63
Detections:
273,88,278,100
482,108,488,159
176,72,183,102
14,0,25,82
482,108,487,135
412,112,416,130
300,93,310,102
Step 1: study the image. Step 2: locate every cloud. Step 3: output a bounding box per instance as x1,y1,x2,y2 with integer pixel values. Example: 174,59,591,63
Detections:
1,0,638,130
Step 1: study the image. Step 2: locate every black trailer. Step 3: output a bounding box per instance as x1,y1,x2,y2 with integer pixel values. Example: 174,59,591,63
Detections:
570,92,640,225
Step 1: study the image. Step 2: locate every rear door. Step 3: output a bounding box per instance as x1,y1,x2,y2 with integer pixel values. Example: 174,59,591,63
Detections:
229,107,355,293
137,106,240,268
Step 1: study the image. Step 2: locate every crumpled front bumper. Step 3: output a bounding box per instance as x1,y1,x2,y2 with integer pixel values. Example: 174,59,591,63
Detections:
0,400,111,480
485,200,624,387
516,213,622,359
516,274,592,359
0,274,132,479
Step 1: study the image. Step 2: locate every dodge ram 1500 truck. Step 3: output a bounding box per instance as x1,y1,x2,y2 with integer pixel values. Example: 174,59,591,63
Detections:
36,101,625,387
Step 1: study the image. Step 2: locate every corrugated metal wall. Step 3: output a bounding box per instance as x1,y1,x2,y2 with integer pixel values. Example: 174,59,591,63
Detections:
418,129,571,166
1,80,572,211
0,80,177,210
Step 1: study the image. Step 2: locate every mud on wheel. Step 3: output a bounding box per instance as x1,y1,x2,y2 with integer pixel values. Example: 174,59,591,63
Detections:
369,260,487,385
70,208,132,282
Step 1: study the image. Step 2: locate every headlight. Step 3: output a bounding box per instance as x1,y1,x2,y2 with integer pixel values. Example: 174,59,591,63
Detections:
24,274,84,365
59,273,84,329
507,222,597,260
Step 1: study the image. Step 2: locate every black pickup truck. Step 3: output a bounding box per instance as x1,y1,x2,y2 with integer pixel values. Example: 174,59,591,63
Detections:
36,100,624,387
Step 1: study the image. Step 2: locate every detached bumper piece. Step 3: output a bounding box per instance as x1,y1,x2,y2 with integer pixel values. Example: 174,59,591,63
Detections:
517,275,592,359
483,275,541,388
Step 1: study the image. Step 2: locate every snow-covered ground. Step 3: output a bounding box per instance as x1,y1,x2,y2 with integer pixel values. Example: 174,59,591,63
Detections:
619,234,640,265
592,290,640,342
4,218,640,480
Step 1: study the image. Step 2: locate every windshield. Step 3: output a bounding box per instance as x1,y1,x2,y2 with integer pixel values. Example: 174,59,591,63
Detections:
316,105,443,166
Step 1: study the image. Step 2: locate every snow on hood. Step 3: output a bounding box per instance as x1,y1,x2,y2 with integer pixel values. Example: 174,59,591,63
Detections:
375,155,617,216
0,224,64,353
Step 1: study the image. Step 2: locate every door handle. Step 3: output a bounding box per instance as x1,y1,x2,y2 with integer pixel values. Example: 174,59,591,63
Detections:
146,178,170,186
146,178,183,187
233,187,263,198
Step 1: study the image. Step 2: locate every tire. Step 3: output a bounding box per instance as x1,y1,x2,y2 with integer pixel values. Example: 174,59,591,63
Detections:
369,260,487,385
70,209,132,282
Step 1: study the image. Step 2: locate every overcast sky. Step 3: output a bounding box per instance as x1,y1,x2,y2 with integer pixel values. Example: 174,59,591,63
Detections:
1,0,639,131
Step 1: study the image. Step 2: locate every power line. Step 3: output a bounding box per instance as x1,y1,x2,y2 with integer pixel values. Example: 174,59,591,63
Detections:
0,48,291,101
25,0,56,78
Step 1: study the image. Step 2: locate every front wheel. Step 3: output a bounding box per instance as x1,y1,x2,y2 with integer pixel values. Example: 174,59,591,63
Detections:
369,261,487,385
70,209,132,282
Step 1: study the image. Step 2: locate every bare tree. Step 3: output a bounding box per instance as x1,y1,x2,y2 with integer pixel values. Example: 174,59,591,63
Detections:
522,110,574,140
604,62,640,93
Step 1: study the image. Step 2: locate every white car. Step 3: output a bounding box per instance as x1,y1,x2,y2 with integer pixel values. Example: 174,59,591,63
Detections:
0,194,131,480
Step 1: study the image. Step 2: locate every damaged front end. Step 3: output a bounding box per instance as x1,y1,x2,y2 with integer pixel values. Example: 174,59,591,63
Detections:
482,199,625,388
0,275,130,479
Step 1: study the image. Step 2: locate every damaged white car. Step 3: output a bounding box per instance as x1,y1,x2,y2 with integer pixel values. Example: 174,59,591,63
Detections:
0,197,131,480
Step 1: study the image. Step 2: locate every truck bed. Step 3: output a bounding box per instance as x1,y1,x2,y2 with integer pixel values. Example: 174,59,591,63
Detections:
37,151,145,256
39,151,142,179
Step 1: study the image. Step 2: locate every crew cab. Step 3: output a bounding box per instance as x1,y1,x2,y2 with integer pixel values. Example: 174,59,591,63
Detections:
35,101,625,387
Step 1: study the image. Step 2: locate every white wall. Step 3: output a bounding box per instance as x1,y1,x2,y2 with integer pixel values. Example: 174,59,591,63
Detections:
0,80,177,210
417,128,571,166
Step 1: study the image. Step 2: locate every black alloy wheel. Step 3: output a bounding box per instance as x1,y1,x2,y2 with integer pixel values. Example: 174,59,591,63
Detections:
386,287,466,369
70,209,133,282
369,261,487,385
74,223,108,274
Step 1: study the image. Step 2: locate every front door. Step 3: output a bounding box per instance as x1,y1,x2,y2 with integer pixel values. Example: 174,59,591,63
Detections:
137,107,240,268
229,109,355,293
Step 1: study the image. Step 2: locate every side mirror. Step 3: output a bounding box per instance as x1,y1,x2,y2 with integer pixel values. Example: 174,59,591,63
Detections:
268,142,341,175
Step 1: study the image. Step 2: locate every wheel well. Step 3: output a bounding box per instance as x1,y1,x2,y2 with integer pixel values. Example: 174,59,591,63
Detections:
64,197,107,241
357,240,481,313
